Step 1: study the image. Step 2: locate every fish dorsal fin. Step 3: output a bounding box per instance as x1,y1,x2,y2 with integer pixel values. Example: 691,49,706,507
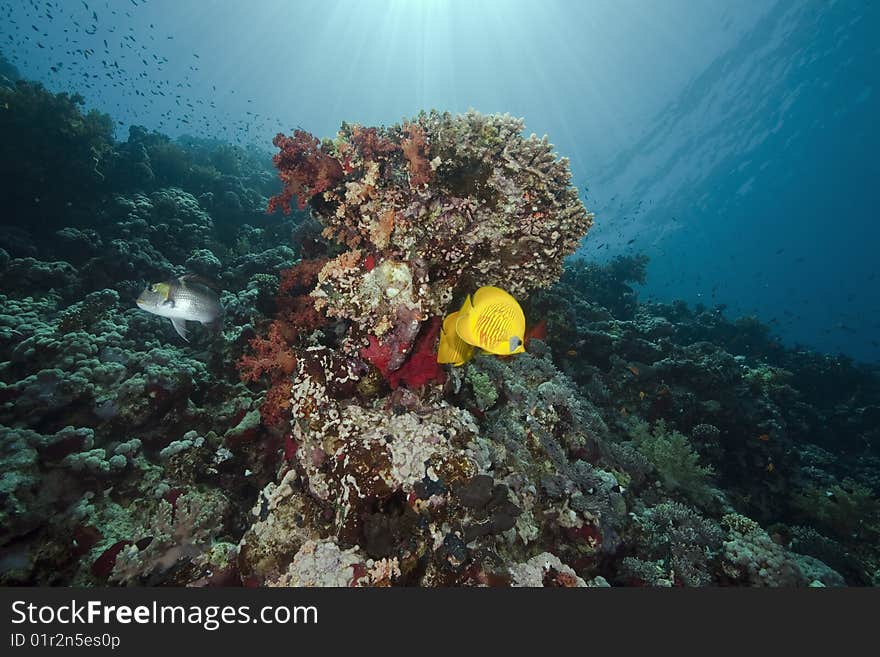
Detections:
170,317,189,341
455,296,480,347
458,294,474,315
441,311,460,338
179,273,221,291
438,312,474,365
471,285,506,307
473,286,525,324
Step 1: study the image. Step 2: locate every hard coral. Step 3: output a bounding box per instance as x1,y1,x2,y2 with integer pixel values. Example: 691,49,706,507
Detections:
270,111,592,322
272,110,593,394
237,110,599,586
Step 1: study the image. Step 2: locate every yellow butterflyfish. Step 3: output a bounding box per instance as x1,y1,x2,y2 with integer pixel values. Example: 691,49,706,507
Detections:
455,286,526,356
436,311,475,365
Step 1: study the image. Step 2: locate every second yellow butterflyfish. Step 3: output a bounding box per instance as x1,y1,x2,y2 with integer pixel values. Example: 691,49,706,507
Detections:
436,311,475,365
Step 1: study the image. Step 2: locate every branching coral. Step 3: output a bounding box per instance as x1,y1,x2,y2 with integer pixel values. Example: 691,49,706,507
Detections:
630,501,724,586
629,419,716,507
110,489,229,585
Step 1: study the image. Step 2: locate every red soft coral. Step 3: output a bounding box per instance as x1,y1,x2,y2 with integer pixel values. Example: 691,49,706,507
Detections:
238,321,297,383
389,316,445,388
278,257,328,295
260,380,294,429
401,122,432,188
275,258,329,345
267,130,344,213
350,125,399,162
239,259,330,429
360,334,395,377
361,317,445,389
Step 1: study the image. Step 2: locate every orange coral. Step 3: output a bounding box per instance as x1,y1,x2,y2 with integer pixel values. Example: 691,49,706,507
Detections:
401,122,432,188
279,258,328,296
260,380,293,429
369,209,395,249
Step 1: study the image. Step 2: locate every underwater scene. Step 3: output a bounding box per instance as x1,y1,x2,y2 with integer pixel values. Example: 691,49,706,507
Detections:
0,1,877,588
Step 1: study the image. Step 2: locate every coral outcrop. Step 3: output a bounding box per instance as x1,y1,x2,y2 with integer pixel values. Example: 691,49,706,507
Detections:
234,111,604,585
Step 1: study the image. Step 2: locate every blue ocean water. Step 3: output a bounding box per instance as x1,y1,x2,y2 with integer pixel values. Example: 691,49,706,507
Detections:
2,0,875,361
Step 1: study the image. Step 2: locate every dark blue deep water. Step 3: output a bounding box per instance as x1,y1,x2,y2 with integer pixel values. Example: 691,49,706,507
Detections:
0,1,877,588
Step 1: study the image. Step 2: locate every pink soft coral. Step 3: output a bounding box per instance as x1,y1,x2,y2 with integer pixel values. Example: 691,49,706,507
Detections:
350,125,399,162
238,259,329,427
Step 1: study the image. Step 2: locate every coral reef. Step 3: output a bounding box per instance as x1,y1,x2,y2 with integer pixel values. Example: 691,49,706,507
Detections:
1,79,878,588
0,80,113,229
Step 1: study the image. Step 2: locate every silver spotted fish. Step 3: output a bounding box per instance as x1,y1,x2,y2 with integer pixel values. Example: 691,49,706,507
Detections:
136,274,222,341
